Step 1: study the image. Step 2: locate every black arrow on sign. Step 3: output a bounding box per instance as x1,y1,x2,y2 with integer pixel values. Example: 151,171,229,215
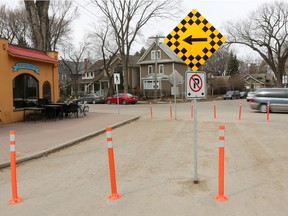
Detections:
183,35,207,45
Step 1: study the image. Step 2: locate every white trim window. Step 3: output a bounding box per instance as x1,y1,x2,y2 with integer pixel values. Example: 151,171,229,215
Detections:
151,50,161,60
148,65,153,74
143,80,160,89
159,64,164,74
62,73,67,80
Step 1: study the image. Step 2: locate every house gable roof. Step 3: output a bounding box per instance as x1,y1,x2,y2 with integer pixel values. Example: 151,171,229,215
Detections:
137,41,184,65
59,60,86,75
89,55,140,72
244,74,273,85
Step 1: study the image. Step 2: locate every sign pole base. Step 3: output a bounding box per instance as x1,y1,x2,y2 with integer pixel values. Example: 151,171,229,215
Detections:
108,193,122,200
214,194,228,201
9,197,23,205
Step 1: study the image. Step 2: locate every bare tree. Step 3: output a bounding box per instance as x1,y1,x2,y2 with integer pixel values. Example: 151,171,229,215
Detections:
89,21,119,96
201,46,230,76
0,5,31,46
225,0,288,87
91,0,182,92
48,0,79,51
60,38,91,97
24,0,78,51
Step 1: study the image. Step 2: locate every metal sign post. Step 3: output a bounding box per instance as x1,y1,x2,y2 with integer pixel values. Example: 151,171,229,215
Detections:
173,70,177,119
169,69,184,120
193,98,198,183
185,71,206,184
164,8,226,184
114,73,120,115
116,84,119,114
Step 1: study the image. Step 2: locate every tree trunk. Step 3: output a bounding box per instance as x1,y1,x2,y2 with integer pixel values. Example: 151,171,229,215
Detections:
121,54,129,93
108,76,114,96
275,72,283,87
24,0,50,51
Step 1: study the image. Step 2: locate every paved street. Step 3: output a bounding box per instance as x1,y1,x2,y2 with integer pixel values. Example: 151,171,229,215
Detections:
0,100,287,216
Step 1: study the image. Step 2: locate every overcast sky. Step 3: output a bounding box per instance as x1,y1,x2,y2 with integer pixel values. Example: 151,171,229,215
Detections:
1,0,272,59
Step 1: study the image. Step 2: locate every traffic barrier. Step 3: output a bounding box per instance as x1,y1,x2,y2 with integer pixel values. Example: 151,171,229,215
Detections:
169,101,172,120
106,127,121,200
8,130,23,205
215,125,228,201
191,100,194,120
150,102,153,119
266,101,270,122
213,100,217,120
238,100,242,120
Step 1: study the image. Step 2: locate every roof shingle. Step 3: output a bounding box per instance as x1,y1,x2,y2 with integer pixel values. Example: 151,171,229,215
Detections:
7,45,57,63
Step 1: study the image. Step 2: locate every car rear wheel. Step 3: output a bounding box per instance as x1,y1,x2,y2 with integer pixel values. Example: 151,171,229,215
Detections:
106,100,111,104
122,100,127,105
259,104,267,113
92,100,96,104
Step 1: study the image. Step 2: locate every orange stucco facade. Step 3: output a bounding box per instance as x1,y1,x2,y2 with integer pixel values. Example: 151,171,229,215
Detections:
0,38,59,124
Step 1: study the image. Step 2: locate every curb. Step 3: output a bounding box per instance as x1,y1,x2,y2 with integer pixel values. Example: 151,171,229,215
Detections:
0,116,140,169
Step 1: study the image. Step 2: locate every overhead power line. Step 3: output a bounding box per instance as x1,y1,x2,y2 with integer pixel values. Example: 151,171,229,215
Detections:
72,0,98,20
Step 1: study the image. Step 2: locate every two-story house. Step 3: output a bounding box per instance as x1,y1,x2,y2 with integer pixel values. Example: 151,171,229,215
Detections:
137,41,187,97
78,55,140,96
242,73,276,91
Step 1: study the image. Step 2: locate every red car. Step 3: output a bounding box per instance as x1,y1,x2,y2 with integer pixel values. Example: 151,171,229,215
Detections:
106,93,138,105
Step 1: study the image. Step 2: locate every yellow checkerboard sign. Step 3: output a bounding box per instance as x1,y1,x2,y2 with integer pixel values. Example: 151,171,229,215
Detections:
164,9,226,71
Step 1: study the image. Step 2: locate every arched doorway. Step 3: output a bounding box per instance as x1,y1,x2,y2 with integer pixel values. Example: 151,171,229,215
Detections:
13,74,38,108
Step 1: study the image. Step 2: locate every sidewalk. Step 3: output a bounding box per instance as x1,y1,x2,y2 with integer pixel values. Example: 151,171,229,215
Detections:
0,112,139,168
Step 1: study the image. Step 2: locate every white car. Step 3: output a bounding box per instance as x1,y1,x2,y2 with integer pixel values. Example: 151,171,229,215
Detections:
246,91,255,102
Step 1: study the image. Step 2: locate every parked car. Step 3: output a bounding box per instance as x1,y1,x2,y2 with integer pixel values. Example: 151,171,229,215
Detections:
250,88,288,113
246,91,255,102
106,93,138,105
240,91,247,99
223,90,240,100
78,93,105,104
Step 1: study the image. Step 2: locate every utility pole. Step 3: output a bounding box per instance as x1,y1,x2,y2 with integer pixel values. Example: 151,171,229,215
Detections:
149,35,164,99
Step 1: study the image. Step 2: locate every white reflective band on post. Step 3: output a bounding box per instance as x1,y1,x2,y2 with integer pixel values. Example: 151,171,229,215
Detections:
107,141,113,148
219,130,224,137
10,134,15,141
106,131,112,139
218,140,225,147
10,145,16,152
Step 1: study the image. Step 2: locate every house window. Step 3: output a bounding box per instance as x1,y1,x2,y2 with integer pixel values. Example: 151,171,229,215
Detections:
151,50,161,60
143,80,159,89
62,73,67,80
148,65,153,74
159,64,164,74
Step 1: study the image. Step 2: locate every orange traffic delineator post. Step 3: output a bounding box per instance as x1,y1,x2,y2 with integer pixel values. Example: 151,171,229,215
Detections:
150,102,153,119
215,125,228,201
8,130,23,205
169,101,172,120
106,127,121,200
191,100,194,120
213,100,217,120
238,100,242,120
266,101,270,122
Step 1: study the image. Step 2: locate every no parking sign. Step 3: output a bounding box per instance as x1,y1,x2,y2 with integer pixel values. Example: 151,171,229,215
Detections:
185,71,206,99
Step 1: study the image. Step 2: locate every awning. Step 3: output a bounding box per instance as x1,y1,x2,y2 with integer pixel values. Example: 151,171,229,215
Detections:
7,45,57,63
